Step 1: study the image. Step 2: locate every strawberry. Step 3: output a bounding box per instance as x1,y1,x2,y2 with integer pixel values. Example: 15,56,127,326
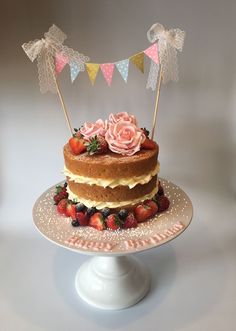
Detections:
156,196,170,212
89,212,106,231
134,203,153,223
69,136,86,155
123,213,138,229
76,212,89,226
145,200,158,217
106,214,122,231
65,202,76,218
53,185,68,204
141,138,156,150
86,135,108,155
57,198,68,215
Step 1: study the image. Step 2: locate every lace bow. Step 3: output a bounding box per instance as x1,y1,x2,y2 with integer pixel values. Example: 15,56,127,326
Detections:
22,24,89,93
147,23,185,84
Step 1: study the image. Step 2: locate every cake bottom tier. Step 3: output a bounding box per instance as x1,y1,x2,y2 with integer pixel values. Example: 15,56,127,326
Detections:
67,176,158,210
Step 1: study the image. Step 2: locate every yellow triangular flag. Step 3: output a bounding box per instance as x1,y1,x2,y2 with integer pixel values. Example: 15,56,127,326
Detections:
86,63,100,85
130,52,144,73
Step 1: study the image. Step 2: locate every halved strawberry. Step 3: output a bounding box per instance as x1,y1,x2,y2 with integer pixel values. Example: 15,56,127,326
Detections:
57,198,68,215
145,200,158,217
65,202,76,218
89,212,106,231
76,212,89,226
156,196,170,212
106,214,122,231
134,203,153,223
69,136,86,155
123,213,138,229
141,138,156,150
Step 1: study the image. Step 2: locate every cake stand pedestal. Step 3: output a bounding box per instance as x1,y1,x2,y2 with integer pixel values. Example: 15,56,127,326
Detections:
33,178,193,310
75,255,149,310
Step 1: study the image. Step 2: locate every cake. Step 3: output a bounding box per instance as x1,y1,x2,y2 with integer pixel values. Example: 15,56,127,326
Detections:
54,112,170,230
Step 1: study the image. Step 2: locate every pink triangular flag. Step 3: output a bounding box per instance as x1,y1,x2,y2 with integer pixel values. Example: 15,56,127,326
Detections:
100,63,115,86
55,53,68,74
144,43,159,64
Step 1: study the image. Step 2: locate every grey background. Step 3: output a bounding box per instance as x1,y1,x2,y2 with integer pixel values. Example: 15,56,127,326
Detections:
1,0,236,330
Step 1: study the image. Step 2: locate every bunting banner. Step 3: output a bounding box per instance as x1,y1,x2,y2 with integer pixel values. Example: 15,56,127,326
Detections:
115,59,129,82
86,63,100,85
55,53,68,74
144,43,159,64
70,62,80,83
100,63,115,86
130,52,144,73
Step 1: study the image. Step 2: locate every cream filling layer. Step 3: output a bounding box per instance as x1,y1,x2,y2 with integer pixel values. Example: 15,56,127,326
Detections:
66,185,158,209
64,163,159,189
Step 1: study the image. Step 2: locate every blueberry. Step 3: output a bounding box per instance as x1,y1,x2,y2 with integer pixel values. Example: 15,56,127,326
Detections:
76,203,85,212
71,220,80,227
87,207,97,216
118,209,128,220
64,182,68,188
101,207,111,218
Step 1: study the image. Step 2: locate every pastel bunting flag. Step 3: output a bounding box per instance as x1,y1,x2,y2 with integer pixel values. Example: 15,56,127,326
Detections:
55,53,68,74
86,63,100,85
130,52,144,73
144,43,159,64
100,63,115,86
115,59,129,82
70,62,80,83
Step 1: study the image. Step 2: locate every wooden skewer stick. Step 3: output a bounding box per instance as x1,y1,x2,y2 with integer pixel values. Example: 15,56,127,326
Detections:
151,69,163,140
55,78,73,136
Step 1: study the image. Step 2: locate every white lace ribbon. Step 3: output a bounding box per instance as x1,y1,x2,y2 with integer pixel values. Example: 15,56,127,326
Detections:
22,24,89,93
147,23,185,84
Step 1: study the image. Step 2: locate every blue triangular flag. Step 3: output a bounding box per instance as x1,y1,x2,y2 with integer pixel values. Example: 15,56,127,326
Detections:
70,62,80,83
115,59,129,83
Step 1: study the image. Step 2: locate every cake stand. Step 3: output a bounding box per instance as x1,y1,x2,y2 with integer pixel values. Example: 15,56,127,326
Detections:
33,179,193,310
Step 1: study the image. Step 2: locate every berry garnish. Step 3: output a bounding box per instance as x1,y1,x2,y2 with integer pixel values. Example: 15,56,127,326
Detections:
57,198,68,215
101,207,111,218
145,200,158,217
141,138,157,150
86,135,108,155
53,185,68,205
87,207,97,216
89,212,106,231
156,196,170,212
106,214,122,231
76,203,86,212
118,209,128,220
69,136,86,155
64,182,68,188
71,220,80,227
65,202,76,218
123,213,138,229
134,203,153,223
76,212,89,226
141,127,150,138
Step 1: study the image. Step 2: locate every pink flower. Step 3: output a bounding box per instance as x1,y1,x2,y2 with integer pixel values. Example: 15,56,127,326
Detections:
80,119,108,141
108,112,137,125
105,120,145,156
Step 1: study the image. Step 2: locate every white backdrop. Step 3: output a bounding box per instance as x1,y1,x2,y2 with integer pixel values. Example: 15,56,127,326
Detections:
0,1,236,330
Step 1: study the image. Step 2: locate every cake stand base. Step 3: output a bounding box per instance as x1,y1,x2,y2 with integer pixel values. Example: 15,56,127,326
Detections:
75,255,150,310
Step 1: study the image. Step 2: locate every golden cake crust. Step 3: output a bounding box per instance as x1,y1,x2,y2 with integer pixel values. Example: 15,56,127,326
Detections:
64,143,159,179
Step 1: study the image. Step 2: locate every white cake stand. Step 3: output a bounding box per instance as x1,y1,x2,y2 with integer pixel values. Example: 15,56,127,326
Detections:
33,179,193,310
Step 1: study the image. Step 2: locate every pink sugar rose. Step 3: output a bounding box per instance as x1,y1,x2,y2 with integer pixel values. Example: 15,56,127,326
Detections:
108,112,137,125
80,119,108,141
105,120,146,156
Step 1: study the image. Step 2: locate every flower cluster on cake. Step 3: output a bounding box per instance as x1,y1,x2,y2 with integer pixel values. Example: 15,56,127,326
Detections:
53,112,170,230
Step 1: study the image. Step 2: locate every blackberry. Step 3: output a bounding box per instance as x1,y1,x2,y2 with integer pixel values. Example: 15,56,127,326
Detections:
76,203,86,212
64,182,68,188
101,207,111,218
71,220,80,227
118,209,128,220
87,207,97,216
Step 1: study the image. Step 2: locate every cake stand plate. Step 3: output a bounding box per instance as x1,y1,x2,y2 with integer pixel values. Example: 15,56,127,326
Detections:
33,179,193,310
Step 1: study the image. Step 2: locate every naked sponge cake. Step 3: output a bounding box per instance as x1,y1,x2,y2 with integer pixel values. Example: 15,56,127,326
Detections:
54,112,170,230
